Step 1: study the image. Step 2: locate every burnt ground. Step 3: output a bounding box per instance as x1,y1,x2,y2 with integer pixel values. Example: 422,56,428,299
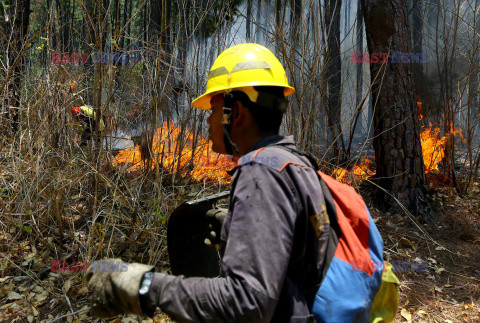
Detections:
1,178,479,322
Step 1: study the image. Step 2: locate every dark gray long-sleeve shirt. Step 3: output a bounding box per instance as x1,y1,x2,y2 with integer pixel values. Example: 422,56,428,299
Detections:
143,135,331,322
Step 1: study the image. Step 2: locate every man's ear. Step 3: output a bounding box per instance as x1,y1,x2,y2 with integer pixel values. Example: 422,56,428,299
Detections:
231,101,243,126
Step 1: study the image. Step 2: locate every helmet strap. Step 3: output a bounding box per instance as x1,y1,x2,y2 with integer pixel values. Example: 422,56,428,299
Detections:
223,124,239,155
222,93,240,155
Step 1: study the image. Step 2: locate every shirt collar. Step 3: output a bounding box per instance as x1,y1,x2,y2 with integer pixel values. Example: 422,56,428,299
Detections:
246,135,296,153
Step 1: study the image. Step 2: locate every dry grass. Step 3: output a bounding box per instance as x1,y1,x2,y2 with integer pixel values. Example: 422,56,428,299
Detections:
369,180,480,322
0,117,229,321
1,131,479,322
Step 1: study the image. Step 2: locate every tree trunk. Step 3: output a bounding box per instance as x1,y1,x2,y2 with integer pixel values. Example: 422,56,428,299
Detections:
255,0,262,43
469,5,480,131
58,0,70,51
149,0,163,41
274,0,285,56
126,0,133,49
362,0,429,216
4,0,30,134
65,0,72,52
290,0,302,42
344,0,350,33
324,0,346,163
346,0,365,156
354,0,364,138
246,0,252,41
84,0,93,47
432,0,460,190
412,0,424,98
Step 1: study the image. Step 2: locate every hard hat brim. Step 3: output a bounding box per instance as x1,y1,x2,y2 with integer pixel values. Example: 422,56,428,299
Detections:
192,85,295,110
191,90,222,110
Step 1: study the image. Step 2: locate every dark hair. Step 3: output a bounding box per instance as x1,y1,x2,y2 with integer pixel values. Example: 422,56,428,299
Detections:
229,86,287,134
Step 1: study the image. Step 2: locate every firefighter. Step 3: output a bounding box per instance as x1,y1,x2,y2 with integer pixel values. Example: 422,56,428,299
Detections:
87,44,395,322
70,105,105,147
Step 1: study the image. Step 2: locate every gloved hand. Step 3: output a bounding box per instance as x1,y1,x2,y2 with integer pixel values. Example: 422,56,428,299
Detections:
86,258,154,318
204,208,228,246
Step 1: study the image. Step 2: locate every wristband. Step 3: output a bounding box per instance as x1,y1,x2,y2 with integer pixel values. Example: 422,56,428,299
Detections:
139,272,154,295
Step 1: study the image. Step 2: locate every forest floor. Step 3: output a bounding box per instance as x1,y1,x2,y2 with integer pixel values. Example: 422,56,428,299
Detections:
370,174,480,322
1,169,479,322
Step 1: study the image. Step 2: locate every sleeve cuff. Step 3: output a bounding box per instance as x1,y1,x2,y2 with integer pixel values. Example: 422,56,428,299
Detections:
140,273,175,317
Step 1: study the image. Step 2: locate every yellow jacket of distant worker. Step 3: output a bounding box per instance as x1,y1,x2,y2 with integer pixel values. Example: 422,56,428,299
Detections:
75,105,105,132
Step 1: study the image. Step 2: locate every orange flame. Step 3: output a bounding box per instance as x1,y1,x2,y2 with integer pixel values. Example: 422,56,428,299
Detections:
420,126,446,172
418,103,464,172
113,122,235,183
332,101,466,182
333,158,375,184
417,102,423,120
420,124,464,172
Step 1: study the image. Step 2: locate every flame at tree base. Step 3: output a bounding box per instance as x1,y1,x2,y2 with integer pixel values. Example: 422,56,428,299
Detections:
421,127,446,172
420,124,463,172
113,122,235,183
333,119,464,184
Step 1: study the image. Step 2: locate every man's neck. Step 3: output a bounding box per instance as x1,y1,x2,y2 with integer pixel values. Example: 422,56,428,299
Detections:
234,132,278,157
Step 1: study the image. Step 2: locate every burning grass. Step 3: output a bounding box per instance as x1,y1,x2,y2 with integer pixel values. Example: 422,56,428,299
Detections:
334,157,375,185
113,121,235,183
333,106,466,185
114,103,465,188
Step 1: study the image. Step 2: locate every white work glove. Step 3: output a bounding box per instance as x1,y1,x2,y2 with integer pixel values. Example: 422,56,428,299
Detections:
86,258,154,318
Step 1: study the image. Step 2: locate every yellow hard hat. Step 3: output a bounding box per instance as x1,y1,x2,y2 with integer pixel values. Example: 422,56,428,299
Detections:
192,43,295,109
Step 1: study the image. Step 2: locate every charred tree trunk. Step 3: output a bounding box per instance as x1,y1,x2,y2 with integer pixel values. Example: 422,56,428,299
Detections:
324,0,346,163
362,0,429,216
4,0,30,134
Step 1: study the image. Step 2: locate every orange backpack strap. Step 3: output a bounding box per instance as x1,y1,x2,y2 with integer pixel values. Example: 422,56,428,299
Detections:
237,146,310,172
313,170,384,321
317,170,375,275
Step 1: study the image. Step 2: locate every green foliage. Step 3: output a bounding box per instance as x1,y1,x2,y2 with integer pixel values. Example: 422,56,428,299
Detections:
0,188,9,199
202,0,243,38
17,222,32,233
1,0,11,12
149,198,167,224
156,211,167,224
204,16,218,37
